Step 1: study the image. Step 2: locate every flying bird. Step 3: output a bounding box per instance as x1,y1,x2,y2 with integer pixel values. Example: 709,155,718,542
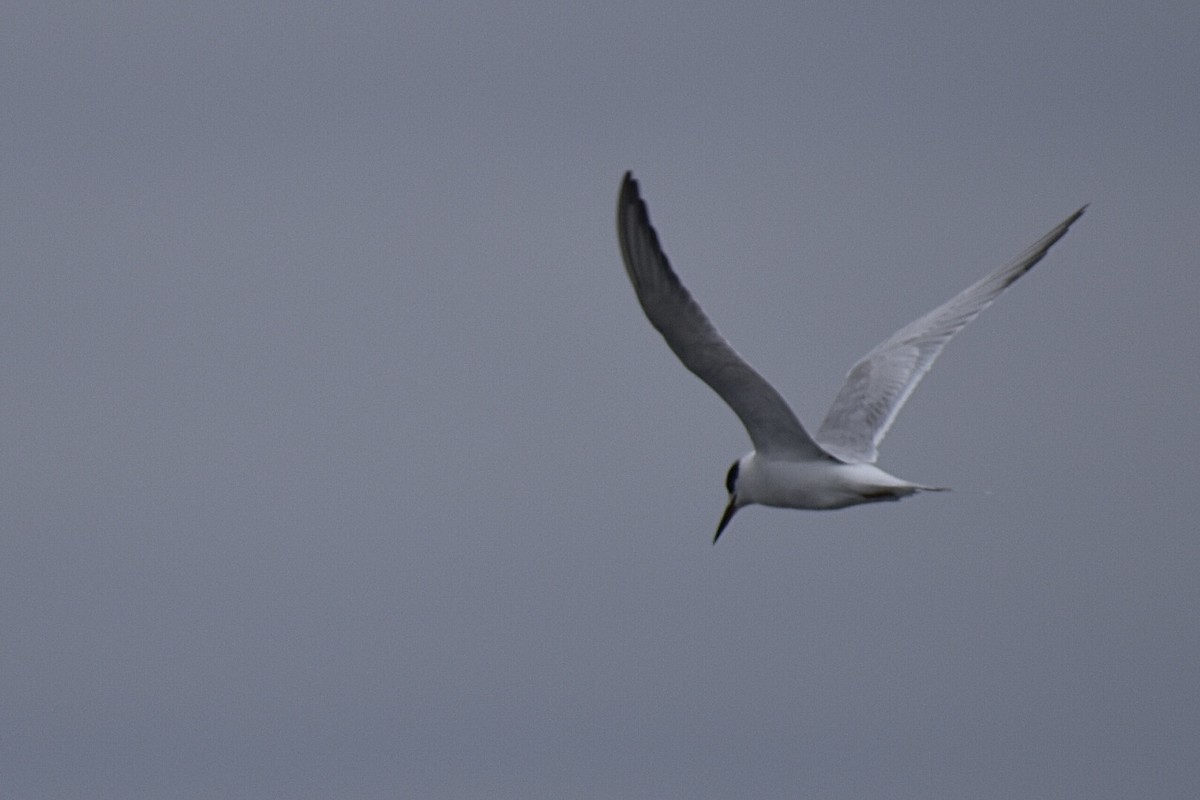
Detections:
616,172,1086,543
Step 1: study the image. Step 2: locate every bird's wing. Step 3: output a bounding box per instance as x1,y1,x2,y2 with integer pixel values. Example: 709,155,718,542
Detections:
815,205,1087,464
617,172,829,460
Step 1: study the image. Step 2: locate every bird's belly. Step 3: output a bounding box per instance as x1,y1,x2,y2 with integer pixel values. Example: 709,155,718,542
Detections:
746,459,919,511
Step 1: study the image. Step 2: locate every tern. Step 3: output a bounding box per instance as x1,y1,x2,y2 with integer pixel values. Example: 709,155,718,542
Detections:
616,172,1086,543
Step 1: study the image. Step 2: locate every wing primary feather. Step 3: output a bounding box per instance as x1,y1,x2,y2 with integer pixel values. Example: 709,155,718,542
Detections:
816,205,1088,463
616,172,828,460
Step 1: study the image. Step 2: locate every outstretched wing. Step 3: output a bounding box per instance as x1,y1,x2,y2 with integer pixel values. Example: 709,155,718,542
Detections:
816,205,1087,464
617,172,829,460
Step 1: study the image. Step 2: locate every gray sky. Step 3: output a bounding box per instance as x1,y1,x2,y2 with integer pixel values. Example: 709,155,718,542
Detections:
3,2,1198,798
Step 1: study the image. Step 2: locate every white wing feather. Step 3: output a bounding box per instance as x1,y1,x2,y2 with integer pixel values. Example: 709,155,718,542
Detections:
617,172,829,460
816,205,1088,463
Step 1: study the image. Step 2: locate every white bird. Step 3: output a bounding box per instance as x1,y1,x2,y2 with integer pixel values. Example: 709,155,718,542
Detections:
616,172,1086,543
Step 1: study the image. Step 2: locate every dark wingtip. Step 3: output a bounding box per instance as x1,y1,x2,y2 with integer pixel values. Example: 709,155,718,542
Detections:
617,171,640,216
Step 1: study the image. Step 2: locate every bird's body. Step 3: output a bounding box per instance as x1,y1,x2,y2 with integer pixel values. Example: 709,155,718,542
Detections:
615,171,1086,542
732,454,925,511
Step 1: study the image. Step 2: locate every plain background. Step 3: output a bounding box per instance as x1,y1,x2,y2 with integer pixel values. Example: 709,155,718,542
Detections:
3,2,1198,798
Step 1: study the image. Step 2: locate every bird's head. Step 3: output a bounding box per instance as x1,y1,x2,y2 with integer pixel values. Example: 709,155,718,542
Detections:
714,458,745,544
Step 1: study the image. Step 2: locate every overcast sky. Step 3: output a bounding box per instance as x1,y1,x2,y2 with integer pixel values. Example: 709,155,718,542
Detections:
3,2,1198,798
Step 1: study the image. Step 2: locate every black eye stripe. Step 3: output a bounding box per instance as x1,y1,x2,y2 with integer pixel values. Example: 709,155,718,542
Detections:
724,461,739,494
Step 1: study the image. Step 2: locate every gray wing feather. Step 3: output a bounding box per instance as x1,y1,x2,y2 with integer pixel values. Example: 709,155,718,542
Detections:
617,172,828,460
816,205,1087,463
